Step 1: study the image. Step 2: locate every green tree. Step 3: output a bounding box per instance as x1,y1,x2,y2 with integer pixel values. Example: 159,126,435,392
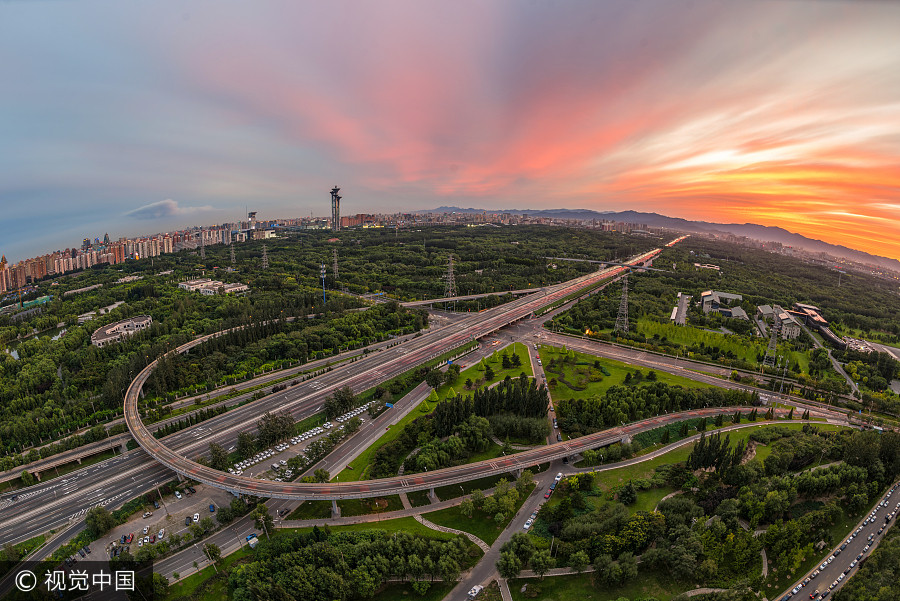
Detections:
618,481,637,505
189,523,204,540
203,542,222,564
460,498,474,518
530,549,555,579
237,431,256,459
209,442,229,471
497,551,523,579
151,573,169,597
253,503,274,536
20,471,35,487
313,468,330,483
85,506,116,537
569,550,590,573
516,469,534,495
200,516,215,532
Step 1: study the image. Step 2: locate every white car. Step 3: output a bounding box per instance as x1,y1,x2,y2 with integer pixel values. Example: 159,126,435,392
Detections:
467,585,484,599
193,513,200,522
174,491,182,499
555,472,563,482
523,519,533,530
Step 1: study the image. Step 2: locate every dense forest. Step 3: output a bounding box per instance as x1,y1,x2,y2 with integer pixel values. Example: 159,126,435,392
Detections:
227,527,478,601
556,381,760,437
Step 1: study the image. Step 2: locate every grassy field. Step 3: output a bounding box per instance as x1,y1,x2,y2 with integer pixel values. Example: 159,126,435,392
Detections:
407,490,433,507
634,318,810,372
631,485,676,514
281,516,457,540
510,567,683,601
424,483,536,545
286,495,404,520
433,472,515,501
539,344,710,402
334,342,533,483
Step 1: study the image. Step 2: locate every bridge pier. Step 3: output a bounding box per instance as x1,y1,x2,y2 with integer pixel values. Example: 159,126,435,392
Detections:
515,468,522,479
428,487,436,500
331,499,341,518
34,471,41,482
76,457,82,465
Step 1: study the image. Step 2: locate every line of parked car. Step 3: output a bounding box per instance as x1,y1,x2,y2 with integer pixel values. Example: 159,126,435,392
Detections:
334,402,373,423
784,482,899,600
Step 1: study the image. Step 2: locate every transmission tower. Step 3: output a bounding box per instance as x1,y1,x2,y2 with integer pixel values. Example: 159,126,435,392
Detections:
443,255,457,298
261,244,269,270
199,228,205,259
332,248,339,280
230,242,236,266
614,275,629,334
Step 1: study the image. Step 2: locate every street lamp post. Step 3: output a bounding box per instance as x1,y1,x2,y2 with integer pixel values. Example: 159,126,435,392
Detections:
320,264,326,305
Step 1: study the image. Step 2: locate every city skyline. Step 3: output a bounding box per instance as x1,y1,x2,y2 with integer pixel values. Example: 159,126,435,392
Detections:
3,1,900,261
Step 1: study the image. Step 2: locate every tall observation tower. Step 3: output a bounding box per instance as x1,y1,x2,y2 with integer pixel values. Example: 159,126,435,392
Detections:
330,186,341,232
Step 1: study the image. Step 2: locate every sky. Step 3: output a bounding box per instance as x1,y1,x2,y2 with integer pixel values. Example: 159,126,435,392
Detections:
1,0,900,262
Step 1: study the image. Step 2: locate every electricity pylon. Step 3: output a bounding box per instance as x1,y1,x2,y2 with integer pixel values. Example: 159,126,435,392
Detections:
614,275,629,334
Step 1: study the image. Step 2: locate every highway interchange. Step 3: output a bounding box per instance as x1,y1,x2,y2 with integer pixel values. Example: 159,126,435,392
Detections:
0,234,894,600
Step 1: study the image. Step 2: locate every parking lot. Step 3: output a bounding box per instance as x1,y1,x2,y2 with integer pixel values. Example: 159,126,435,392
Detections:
230,403,372,482
103,481,236,559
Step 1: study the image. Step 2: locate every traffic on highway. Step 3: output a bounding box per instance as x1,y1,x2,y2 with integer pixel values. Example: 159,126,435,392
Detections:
782,482,900,600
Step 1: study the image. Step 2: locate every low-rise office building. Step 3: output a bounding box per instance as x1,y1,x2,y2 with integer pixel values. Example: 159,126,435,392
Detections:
91,315,152,348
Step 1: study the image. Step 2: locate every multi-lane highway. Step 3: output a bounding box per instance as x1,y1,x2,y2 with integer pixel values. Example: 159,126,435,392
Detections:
122,249,668,499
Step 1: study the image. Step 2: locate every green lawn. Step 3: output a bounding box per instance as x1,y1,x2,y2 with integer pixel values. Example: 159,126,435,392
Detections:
282,516,457,540
424,483,536,545
286,495,404,520
407,490,433,507
433,472,516,501
510,567,685,601
632,486,676,514
632,318,810,373
539,344,710,403
334,342,533,483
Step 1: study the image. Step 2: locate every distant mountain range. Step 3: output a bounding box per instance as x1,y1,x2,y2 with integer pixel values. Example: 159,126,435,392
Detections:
423,206,900,272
